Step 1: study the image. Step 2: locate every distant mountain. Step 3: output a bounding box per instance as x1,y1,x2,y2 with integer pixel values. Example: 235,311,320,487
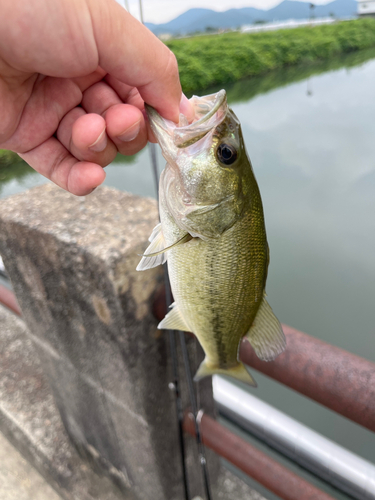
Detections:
145,8,214,34
263,0,357,21
145,0,358,35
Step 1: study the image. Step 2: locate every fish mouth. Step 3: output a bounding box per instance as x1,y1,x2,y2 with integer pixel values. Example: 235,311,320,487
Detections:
145,90,228,151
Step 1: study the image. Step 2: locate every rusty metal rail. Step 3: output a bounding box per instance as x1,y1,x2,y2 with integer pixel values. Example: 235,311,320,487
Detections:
184,411,335,500
4,282,375,431
153,286,375,433
240,326,375,433
0,284,21,316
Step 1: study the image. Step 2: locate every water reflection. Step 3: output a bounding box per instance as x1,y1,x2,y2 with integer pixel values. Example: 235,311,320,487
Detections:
207,46,375,103
226,50,375,467
0,160,41,198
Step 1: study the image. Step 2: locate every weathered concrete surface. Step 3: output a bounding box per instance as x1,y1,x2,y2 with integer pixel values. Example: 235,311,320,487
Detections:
0,431,63,500
0,303,265,500
0,184,265,500
0,304,133,500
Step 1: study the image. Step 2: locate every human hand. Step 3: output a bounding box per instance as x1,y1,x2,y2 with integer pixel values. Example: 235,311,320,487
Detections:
0,0,193,195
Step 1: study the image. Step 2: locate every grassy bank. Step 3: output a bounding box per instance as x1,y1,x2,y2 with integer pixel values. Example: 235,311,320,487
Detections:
0,149,20,166
167,18,375,94
1,19,375,167
214,46,375,104
0,160,35,190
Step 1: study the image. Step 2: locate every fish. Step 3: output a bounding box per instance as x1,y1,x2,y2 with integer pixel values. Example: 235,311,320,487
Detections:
137,90,286,386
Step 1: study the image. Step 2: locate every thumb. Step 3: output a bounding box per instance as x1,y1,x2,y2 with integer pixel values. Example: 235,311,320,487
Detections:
88,0,184,123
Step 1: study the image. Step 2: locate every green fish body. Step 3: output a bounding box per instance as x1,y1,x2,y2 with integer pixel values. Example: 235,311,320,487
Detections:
137,90,285,385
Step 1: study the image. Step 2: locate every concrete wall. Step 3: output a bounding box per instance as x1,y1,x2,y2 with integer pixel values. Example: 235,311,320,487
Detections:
0,185,219,500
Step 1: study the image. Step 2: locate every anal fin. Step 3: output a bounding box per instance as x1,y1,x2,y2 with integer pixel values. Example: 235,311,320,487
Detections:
158,303,190,332
194,358,257,387
245,294,286,362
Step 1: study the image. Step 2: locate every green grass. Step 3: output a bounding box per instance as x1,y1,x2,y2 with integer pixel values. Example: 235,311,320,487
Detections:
211,46,375,105
0,149,20,167
166,18,375,94
0,160,35,188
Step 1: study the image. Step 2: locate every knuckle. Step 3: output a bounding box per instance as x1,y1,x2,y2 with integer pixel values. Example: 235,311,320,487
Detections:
119,137,147,156
166,50,179,78
48,150,72,191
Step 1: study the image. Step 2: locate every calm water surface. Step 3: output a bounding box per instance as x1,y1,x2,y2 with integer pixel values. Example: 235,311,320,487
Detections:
1,50,375,472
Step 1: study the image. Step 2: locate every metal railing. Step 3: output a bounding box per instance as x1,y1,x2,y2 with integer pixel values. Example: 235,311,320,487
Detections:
154,285,375,499
184,411,336,500
239,325,375,433
1,280,374,500
153,284,375,432
214,376,375,500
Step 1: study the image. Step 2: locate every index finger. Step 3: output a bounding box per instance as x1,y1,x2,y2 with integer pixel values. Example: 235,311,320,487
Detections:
89,0,185,123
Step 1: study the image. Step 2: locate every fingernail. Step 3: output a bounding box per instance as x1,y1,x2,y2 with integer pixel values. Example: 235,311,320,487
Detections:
179,93,194,123
118,121,141,142
89,129,107,152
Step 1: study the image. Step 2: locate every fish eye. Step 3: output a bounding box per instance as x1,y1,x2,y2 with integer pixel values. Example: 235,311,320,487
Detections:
216,143,238,166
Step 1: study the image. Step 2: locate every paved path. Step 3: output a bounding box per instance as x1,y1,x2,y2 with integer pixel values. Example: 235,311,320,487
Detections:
0,431,62,500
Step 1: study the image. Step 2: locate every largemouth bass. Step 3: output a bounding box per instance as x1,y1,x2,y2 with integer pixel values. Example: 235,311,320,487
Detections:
137,90,286,386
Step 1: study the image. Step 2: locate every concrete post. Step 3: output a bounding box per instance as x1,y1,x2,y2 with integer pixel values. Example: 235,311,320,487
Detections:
0,184,219,500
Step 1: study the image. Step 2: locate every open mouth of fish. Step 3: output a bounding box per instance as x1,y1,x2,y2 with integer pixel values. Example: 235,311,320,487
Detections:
145,90,228,150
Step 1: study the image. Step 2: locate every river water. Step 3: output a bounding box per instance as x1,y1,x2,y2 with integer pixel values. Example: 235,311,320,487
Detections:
1,49,375,487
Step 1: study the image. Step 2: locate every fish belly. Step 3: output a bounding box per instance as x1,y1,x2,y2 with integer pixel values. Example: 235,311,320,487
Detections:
166,209,267,369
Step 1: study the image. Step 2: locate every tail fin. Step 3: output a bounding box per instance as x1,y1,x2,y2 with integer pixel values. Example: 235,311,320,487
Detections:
194,358,257,387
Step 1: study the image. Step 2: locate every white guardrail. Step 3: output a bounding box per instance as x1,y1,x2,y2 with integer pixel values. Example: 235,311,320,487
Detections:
213,376,375,500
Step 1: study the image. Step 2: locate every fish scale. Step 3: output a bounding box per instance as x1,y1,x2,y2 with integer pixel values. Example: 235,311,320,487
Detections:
166,194,267,369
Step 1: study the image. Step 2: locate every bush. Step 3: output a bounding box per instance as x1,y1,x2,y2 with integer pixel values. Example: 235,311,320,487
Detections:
0,149,20,166
166,18,375,93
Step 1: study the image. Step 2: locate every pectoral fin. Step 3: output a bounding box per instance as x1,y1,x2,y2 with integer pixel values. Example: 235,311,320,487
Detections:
136,223,166,271
136,224,192,271
194,359,257,387
137,226,192,272
158,303,190,332
142,232,192,258
245,294,286,361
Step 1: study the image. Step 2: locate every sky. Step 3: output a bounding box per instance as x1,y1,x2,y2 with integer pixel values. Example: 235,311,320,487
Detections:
118,0,336,24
